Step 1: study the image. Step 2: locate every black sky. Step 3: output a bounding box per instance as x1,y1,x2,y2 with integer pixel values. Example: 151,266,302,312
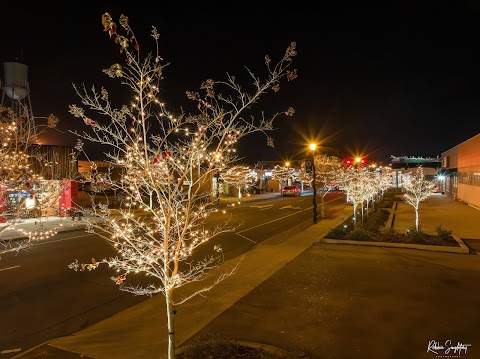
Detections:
2,2,480,165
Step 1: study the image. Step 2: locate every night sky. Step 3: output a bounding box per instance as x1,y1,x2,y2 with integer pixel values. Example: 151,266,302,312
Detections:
2,2,480,165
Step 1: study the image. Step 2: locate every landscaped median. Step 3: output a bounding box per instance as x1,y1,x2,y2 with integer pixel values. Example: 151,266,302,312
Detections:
320,201,471,254
320,235,470,254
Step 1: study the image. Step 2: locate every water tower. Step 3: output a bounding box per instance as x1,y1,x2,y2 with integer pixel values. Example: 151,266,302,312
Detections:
1,61,34,118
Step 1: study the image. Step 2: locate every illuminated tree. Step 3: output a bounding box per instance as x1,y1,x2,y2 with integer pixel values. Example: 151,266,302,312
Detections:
300,154,341,218
67,13,297,359
271,165,294,193
220,165,256,203
0,105,63,257
401,166,436,230
377,167,393,198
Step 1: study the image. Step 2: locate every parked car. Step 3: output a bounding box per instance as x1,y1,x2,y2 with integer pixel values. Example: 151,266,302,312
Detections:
282,185,301,197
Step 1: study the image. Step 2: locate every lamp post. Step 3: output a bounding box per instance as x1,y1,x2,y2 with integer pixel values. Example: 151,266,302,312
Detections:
285,161,290,186
309,144,317,224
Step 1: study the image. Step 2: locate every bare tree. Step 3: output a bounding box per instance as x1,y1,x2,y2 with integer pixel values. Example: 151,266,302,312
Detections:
0,105,64,257
220,165,256,203
401,166,436,230
67,13,297,359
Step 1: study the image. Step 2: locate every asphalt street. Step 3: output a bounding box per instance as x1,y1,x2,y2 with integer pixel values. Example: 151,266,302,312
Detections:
8,192,480,359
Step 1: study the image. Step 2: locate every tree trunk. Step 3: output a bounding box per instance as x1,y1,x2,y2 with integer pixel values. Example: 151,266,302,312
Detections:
352,203,357,227
415,206,419,230
166,289,176,359
320,193,325,218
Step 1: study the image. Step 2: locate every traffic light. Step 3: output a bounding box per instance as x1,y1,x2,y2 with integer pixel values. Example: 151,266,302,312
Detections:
344,157,367,166
355,157,367,166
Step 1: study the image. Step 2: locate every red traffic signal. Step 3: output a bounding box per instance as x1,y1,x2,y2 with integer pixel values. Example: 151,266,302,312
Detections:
355,157,367,165
344,157,367,166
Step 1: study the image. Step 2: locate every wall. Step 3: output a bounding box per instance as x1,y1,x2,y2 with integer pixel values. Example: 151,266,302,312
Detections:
457,133,480,208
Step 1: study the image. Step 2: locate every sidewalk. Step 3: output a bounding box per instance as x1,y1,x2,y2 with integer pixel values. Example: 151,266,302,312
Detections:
11,192,480,359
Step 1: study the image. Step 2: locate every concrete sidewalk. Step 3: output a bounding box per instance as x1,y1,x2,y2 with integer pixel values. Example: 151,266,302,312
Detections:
11,192,480,359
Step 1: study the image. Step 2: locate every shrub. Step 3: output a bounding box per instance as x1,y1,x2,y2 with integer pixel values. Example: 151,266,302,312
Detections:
435,225,453,240
363,209,390,231
377,200,394,209
327,225,347,239
377,227,402,242
405,226,427,243
383,191,402,201
346,227,373,241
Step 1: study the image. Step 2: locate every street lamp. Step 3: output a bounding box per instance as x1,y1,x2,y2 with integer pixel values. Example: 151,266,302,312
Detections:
309,144,317,224
285,161,290,186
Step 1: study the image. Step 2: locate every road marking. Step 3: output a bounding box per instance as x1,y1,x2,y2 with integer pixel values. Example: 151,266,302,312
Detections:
0,265,21,272
235,233,257,243
238,196,343,234
1,348,21,354
250,204,273,209
32,233,96,247
280,205,302,210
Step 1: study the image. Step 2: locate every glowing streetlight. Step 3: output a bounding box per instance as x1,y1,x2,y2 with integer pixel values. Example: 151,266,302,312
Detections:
309,143,317,224
285,161,291,186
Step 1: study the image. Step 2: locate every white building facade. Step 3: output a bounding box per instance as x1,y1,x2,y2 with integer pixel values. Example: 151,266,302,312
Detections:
441,133,480,209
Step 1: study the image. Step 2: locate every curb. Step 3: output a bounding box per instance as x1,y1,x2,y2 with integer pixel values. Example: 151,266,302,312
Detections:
320,236,470,254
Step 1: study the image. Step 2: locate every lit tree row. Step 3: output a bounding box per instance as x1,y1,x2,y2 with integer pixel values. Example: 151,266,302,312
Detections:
335,164,436,229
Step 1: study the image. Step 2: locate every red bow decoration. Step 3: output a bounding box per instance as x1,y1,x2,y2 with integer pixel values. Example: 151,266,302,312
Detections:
83,117,96,127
